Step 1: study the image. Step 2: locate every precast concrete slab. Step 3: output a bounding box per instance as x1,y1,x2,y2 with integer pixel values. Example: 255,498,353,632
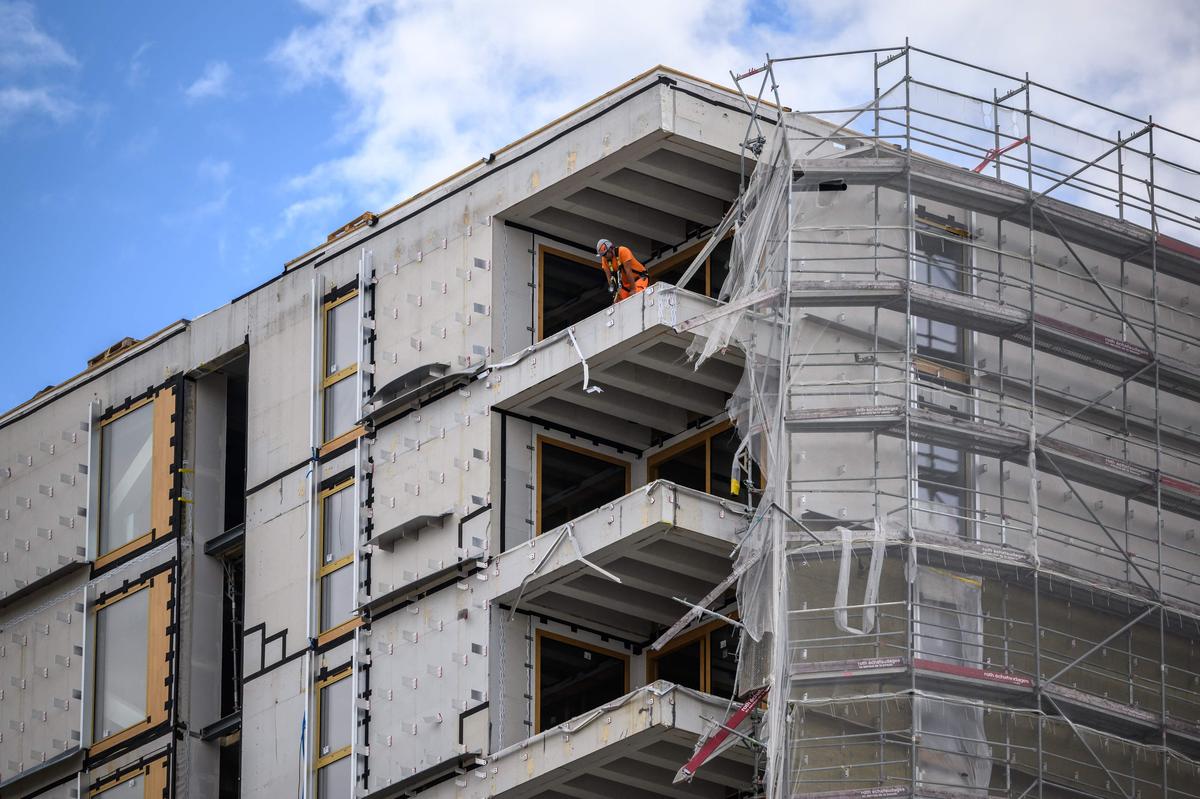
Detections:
491,481,746,640
418,682,756,799
482,285,744,450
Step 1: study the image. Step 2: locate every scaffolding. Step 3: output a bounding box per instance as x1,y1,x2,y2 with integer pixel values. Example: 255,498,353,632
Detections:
690,44,1200,798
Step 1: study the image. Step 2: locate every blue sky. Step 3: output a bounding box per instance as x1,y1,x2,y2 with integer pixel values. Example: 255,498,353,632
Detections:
2,0,1198,412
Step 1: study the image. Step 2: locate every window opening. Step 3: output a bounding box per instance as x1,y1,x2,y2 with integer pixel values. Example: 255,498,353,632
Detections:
537,439,629,534
322,289,359,444
99,401,153,555
318,480,356,636
538,247,610,340
536,632,628,732
315,667,353,798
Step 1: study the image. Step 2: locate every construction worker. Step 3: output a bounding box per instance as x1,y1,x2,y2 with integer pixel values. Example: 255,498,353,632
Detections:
596,238,649,302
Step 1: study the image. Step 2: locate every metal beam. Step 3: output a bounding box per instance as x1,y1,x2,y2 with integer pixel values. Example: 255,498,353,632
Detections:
1042,694,1133,799
1039,450,1158,596
1041,605,1157,688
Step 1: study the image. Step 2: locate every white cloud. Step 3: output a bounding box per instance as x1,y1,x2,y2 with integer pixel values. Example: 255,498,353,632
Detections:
126,42,152,88
185,61,232,102
0,1,77,72
0,86,77,129
282,193,342,230
268,0,1200,239
197,157,232,184
0,2,78,131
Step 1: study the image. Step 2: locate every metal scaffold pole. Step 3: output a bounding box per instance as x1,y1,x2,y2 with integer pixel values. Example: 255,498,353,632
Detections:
706,42,1200,799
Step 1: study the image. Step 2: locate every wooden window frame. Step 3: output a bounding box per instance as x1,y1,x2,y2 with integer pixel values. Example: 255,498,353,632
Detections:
88,755,168,797
645,616,733,694
314,666,353,782
536,245,603,341
321,289,360,446
645,231,734,298
646,420,735,494
317,478,357,640
535,436,631,535
646,240,709,295
534,629,629,733
95,387,177,570
89,573,172,757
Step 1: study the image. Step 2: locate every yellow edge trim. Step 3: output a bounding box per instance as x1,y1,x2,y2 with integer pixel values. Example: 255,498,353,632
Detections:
92,576,151,611
318,555,353,578
87,717,152,758
319,424,366,456
321,364,359,389
94,529,156,571
317,616,362,646
317,665,353,689
323,289,359,311
316,747,352,770
319,477,356,499
99,395,153,426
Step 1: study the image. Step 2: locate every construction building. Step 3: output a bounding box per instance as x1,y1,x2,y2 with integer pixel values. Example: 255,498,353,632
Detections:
1,45,1199,799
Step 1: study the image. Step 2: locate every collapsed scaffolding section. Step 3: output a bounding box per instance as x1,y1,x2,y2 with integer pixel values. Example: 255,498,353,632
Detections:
693,45,1200,799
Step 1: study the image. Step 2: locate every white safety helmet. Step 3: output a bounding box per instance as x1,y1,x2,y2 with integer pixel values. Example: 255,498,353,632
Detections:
596,238,613,257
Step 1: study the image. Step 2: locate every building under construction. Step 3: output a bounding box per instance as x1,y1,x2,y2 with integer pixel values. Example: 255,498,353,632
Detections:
1,45,1198,799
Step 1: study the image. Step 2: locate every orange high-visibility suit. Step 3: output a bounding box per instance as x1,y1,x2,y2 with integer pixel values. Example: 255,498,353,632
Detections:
600,245,649,301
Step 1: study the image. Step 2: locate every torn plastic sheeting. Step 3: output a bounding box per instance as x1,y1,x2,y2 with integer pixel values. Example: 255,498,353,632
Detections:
833,521,887,636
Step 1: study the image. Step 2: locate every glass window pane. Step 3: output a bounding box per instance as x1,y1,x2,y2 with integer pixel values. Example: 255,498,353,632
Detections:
322,487,354,564
317,754,352,799
539,636,625,731
94,589,149,740
653,639,702,690
914,317,960,356
652,442,706,493
539,443,627,532
323,377,357,441
541,252,609,338
708,625,739,699
100,403,154,554
320,564,354,631
325,298,358,377
319,676,353,756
